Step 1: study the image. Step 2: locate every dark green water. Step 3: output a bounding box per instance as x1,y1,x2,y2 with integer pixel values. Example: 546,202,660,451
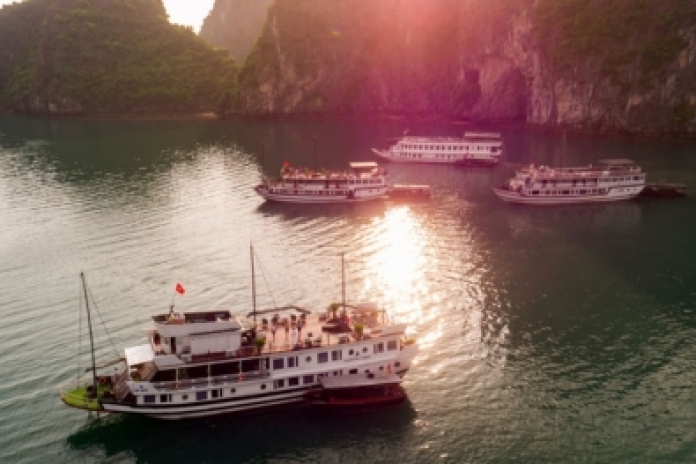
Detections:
1,115,695,463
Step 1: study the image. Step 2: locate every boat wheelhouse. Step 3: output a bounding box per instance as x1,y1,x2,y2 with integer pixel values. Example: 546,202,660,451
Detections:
493,159,646,205
60,285,418,420
254,162,388,203
305,372,407,411
372,132,503,166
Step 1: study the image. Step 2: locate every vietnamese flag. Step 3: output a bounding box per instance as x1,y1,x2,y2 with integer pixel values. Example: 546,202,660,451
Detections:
175,283,185,295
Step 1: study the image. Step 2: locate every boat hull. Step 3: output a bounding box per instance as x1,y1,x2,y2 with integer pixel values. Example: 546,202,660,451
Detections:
254,186,388,203
372,149,498,167
493,187,642,205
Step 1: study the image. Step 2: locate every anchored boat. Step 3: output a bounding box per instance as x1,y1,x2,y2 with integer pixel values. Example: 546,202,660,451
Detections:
254,161,389,203
60,253,418,420
372,132,503,166
493,159,646,205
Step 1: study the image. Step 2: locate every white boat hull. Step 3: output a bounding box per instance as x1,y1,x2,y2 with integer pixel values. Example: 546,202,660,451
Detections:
255,186,388,203
371,149,498,166
493,186,643,205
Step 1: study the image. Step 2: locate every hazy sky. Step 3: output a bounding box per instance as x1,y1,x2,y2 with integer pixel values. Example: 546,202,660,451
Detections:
0,0,216,32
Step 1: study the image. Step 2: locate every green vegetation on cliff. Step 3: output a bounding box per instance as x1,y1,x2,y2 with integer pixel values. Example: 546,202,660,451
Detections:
0,0,238,114
534,0,696,88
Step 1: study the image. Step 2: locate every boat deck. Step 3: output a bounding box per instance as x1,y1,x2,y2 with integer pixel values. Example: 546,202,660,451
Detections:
254,309,386,355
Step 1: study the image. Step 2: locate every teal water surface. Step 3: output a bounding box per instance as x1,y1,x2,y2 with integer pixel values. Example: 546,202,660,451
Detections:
1,115,695,463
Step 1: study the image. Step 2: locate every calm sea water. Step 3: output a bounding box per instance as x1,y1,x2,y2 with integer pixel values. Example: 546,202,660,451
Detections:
1,115,695,463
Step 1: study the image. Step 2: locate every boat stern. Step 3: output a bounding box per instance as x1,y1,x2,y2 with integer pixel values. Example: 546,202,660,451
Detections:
59,380,107,412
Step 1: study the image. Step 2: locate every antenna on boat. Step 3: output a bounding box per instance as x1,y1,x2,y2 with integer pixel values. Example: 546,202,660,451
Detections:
341,252,346,309
313,136,318,172
250,243,257,326
80,272,98,393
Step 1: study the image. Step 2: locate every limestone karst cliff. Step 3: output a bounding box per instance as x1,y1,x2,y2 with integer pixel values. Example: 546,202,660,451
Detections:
0,0,237,115
235,0,696,134
199,0,274,64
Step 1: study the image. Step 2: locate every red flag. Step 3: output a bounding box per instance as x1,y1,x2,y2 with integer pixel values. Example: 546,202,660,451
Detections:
175,283,185,295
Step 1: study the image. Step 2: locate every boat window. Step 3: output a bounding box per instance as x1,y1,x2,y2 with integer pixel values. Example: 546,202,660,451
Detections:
273,358,284,370
303,375,314,384
331,350,342,361
317,352,329,363
196,391,207,401
159,394,170,403
305,356,312,363
275,379,285,389
260,384,267,390
288,377,299,387
143,395,156,404
491,147,497,153
182,394,189,400
287,356,298,368
211,361,238,377
395,362,401,368
349,369,358,374
333,371,341,376
562,190,570,195
230,388,236,394
374,343,384,354
211,389,220,399
362,347,368,353
387,340,397,351
532,190,539,195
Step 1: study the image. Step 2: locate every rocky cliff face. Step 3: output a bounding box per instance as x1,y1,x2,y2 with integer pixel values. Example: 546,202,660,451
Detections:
199,0,274,64
237,0,696,135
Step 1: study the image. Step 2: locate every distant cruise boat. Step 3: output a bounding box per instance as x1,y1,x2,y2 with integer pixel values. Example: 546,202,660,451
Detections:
493,159,646,205
372,131,503,166
254,161,388,203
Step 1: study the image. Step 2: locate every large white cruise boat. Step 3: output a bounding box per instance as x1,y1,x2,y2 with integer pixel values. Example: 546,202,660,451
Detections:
372,132,503,166
493,159,646,205
254,161,388,203
60,271,417,420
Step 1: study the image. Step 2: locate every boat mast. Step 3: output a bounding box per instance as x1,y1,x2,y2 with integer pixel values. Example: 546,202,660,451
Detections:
80,272,98,390
251,244,257,326
341,252,346,309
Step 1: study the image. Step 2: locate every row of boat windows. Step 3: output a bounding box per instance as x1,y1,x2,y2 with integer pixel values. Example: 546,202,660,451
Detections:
529,189,608,195
284,179,382,185
399,144,498,152
143,362,403,404
396,153,459,159
530,176,644,183
272,341,395,369
152,341,397,382
273,189,347,195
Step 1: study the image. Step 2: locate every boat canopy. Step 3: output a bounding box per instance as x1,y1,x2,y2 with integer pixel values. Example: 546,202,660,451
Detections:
320,373,402,390
125,343,154,367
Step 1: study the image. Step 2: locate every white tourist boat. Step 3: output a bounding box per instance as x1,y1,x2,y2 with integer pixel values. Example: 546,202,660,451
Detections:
60,255,417,420
254,161,388,203
493,159,646,205
372,132,503,166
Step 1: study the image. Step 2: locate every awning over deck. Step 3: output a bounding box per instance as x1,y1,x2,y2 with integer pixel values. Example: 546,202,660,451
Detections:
125,343,154,367
349,162,380,170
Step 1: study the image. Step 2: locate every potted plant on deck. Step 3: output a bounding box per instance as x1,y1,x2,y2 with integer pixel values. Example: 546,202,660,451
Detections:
254,337,266,354
353,321,364,340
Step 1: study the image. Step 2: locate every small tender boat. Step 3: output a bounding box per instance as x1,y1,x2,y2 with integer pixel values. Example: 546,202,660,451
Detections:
305,372,407,411
493,159,646,205
254,162,388,203
372,132,503,166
